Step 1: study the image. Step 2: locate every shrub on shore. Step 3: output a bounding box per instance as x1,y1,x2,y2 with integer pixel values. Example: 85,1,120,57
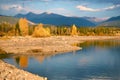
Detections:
32,23,51,37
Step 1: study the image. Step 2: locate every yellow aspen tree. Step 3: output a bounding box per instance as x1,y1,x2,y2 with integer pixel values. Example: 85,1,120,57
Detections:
45,27,51,35
19,18,29,36
71,24,78,36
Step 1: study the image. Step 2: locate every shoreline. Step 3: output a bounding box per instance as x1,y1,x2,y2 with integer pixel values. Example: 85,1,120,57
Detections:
0,36,119,55
0,36,120,80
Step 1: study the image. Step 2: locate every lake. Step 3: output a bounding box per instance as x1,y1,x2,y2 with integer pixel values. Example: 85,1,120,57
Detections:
1,40,120,80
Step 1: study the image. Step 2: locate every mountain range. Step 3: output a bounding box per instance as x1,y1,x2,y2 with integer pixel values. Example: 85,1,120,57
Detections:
0,12,120,27
15,12,96,27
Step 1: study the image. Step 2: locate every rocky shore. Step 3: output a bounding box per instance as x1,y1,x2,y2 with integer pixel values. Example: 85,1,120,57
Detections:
0,60,47,80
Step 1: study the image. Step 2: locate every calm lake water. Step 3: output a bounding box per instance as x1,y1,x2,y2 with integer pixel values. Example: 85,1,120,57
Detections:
1,40,120,80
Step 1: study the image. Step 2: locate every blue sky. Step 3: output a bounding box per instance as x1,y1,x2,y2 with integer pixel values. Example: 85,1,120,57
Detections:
0,0,120,19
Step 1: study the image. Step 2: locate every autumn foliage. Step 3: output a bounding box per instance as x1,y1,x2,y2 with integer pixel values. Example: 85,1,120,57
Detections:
19,18,29,36
71,24,78,36
32,23,50,37
1,17,119,37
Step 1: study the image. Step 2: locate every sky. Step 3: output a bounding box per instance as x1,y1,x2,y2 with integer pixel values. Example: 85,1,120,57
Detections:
0,0,120,19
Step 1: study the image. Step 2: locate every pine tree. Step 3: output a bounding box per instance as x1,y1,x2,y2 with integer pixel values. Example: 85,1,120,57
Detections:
15,22,21,36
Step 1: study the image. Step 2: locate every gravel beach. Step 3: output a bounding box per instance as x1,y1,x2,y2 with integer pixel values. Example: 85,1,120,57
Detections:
0,60,47,80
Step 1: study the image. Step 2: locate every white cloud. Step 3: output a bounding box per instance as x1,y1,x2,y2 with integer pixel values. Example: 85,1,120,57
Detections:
1,4,23,11
0,4,42,14
76,5,99,12
76,4,120,12
104,5,120,10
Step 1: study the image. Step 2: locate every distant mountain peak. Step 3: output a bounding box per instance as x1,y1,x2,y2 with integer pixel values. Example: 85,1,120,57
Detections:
40,12,53,15
43,12,52,14
27,12,35,15
41,12,60,15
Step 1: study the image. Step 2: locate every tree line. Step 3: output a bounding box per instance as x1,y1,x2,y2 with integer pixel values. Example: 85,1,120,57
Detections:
0,18,120,37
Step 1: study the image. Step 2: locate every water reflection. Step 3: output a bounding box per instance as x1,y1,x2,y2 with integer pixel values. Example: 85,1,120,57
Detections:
0,54,10,59
79,40,120,48
35,55,47,63
12,54,54,68
14,56,28,68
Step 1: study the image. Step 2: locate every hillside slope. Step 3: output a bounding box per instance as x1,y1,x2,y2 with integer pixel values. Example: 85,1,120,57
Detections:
0,16,19,24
